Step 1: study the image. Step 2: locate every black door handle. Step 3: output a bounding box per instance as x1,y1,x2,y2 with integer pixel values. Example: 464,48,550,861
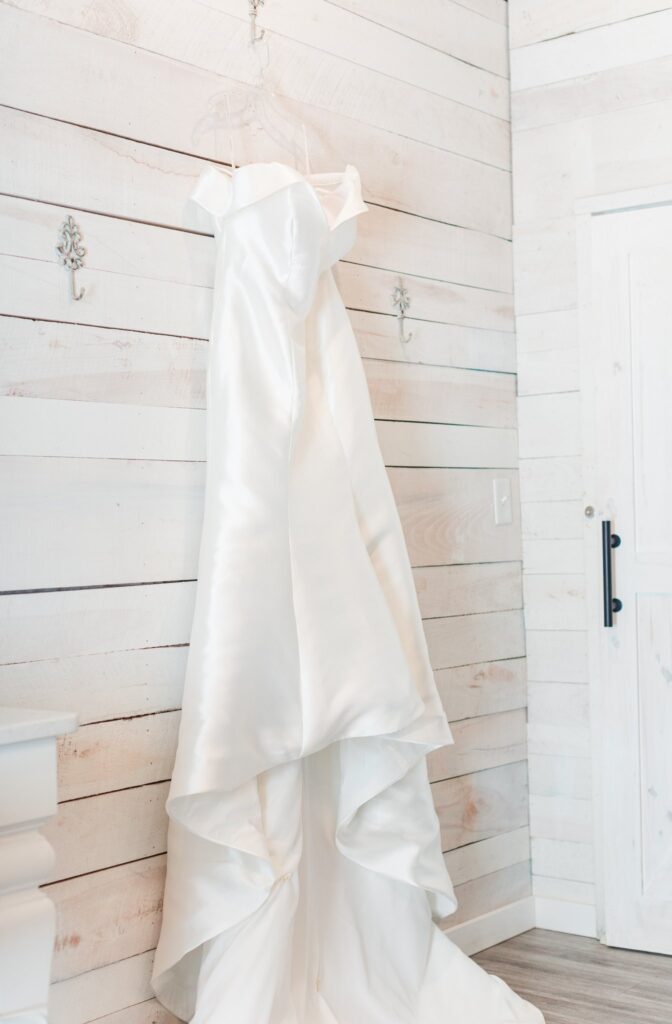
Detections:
602,520,622,627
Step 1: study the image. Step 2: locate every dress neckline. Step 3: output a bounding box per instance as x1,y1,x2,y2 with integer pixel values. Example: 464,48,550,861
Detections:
191,161,368,231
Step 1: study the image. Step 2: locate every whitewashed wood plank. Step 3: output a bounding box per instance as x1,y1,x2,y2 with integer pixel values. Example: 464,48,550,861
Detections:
1,585,524,679
512,51,672,130
531,836,595,883
512,120,588,223
509,0,672,48
428,709,527,782
0,398,206,461
0,319,515,419
521,501,583,541
445,827,530,886
528,683,591,758
0,6,511,235
57,713,179,801
528,754,593,800
0,456,205,591
529,794,593,843
0,646,187,725
434,761,530,851
390,468,522,567
46,787,530,890
414,562,522,620
589,96,672,199
51,0,512,163
46,773,525,981
434,659,528,721
516,307,578,354
457,0,508,24
522,538,584,574
0,397,514,467
445,861,532,928
518,350,580,396
0,566,519,723
0,460,520,589
377,421,517,469
518,393,582,459
90,999,179,1024
44,783,169,882
0,108,511,294
510,8,672,91
424,610,525,672
532,875,595,906
0,196,513,333
0,253,212,340
342,263,513,332
331,0,509,77
365,361,516,428
0,583,194,665
0,317,208,408
6,638,525,804
0,564,518,672
49,949,157,1024
45,855,166,982
522,575,587,631
0,318,515,413
513,219,577,315
350,312,516,373
513,101,672,244
525,630,588,683
208,0,510,118
356,204,513,292
519,457,583,503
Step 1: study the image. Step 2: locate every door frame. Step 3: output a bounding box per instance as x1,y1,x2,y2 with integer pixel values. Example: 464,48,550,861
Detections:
576,181,672,944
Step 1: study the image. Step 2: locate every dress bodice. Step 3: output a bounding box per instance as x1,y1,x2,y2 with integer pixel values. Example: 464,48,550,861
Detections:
191,162,368,318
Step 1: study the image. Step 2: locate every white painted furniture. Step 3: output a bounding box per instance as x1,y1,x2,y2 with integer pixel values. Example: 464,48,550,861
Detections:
0,707,77,1023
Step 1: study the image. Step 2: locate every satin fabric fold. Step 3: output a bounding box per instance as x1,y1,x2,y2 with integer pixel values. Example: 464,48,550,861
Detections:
152,162,544,1024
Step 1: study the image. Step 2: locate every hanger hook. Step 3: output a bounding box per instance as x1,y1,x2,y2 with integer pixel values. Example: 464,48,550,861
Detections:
392,281,413,344
249,0,265,44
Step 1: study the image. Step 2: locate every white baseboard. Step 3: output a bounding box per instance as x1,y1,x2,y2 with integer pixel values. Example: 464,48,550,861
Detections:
443,897,536,955
534,896,597,938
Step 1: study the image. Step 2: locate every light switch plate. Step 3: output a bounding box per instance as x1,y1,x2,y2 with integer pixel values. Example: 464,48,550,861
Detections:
493,477,513,526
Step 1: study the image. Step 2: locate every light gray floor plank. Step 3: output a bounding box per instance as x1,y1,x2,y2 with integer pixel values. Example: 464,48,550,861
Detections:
474,928,671,1024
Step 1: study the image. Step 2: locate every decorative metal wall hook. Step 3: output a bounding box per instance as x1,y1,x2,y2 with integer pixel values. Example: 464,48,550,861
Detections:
56,215,86,301
249,0,265,43
392,281,413,344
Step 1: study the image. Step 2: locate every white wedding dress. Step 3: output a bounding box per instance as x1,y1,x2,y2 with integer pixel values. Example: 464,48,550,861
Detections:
151,161,544,1024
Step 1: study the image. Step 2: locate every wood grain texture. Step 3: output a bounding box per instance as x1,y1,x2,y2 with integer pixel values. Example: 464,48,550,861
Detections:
434,658,528,721
1,6,512,235
49,950,158,1024
428,709,528,783
434,762,530,851
509,1,672,48
0,118,512,293
511,8,672,91
46,855,166,982
0,461,521,590
445,860,532,929
0,0,526,1004
474,929,672,1024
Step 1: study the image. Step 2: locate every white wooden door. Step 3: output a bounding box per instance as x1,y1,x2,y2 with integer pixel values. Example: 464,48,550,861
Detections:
587,201,672,954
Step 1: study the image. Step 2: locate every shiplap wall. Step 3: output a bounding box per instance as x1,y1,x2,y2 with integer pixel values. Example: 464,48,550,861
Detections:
0,1,526,1019
509,0,672,938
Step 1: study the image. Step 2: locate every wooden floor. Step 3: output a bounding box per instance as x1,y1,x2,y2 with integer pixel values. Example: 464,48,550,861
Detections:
474,928,671,1024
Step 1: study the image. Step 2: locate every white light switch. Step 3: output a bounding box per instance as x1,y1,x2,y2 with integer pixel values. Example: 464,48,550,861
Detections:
493,477,513,526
